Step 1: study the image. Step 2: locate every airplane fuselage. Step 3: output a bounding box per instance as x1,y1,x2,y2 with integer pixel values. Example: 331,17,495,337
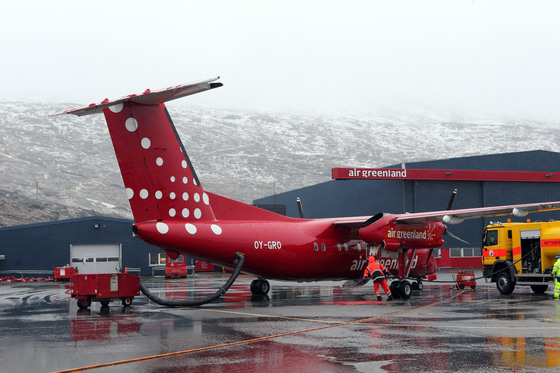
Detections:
134,216,437,281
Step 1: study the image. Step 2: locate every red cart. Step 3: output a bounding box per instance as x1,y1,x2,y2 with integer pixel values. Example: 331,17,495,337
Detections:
54,265,77,281
70,273,140,309
455,270,476,289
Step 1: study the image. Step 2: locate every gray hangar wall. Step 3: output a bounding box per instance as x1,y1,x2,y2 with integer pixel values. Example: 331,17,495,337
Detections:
253,150,560,249
0,216,161,275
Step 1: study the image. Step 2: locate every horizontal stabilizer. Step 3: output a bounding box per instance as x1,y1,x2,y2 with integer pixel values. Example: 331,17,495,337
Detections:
53,77,222,117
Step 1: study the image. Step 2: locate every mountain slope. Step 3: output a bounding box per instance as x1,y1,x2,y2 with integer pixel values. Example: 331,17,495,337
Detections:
1,101,559,226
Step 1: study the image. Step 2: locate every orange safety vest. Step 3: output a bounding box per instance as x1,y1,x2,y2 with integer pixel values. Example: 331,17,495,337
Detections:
363,257,388,283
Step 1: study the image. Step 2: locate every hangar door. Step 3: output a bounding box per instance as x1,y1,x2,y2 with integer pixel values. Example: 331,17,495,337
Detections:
70,244,121,274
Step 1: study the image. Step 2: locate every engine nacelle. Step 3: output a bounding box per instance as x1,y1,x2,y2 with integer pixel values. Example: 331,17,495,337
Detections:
359,213,397,245
359,214,446,250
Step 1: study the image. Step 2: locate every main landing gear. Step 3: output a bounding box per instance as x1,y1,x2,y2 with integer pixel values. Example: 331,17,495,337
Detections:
250,278,270,295
389,279,423,299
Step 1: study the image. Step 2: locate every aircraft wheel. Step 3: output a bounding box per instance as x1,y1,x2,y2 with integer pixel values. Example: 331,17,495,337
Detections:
390,281,401,299
412,281,423,291
399,281,412,299
100,301,110,307
251,279,270,295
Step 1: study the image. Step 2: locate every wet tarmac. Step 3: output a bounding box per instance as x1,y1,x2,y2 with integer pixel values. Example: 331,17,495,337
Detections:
1,270,559,372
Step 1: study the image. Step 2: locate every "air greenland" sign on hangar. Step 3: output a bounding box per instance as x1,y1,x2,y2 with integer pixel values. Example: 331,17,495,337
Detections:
331,168,560,182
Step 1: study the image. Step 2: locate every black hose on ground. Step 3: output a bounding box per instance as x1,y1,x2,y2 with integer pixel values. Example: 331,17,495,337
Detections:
421,249,540,284
139,251,245,307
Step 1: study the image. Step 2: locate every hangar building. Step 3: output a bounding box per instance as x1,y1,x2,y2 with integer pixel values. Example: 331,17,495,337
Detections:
0,216,173,276
253,150,560,267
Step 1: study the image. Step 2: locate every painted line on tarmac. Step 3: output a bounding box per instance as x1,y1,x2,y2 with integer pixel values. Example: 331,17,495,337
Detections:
195,308,560,330
187,308,342,324
361,322,560,330
52,290,465,373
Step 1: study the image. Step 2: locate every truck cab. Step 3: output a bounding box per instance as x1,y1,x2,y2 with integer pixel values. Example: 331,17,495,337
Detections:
483,220,560,295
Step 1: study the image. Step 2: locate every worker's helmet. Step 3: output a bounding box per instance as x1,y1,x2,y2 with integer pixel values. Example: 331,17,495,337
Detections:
556,253,560,259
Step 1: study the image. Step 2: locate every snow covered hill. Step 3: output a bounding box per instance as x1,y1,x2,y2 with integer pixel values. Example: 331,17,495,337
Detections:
0,101,559,226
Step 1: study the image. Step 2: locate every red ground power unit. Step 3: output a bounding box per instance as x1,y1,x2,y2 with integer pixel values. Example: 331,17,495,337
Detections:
70,273,140,309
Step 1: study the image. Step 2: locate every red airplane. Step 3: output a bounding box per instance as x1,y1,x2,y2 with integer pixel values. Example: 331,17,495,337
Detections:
55,77,560,300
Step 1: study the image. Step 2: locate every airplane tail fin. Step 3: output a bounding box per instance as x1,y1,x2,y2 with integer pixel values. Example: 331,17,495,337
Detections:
56,78,222,224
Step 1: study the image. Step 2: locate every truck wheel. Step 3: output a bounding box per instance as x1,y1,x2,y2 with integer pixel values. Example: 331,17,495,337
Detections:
399,281,412,299
121,297,133,307
530,285,548,294
496,273,515,295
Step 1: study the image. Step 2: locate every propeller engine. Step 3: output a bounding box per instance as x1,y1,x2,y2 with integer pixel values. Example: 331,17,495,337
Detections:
358,189,467,251
358,213,446,251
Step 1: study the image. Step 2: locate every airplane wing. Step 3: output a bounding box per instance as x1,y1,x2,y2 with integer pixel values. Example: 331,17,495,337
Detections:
333,200,560,228
394,201,560,224
52,77,222,117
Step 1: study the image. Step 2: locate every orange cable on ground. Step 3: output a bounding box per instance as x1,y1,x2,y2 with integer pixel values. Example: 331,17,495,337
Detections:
52,290,464,373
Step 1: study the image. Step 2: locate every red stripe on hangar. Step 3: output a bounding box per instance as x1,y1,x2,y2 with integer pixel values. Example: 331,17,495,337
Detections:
332,168,560,182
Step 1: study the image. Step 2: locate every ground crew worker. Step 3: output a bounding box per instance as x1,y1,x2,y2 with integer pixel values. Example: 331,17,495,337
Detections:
553,253,560,300
363,255,393,301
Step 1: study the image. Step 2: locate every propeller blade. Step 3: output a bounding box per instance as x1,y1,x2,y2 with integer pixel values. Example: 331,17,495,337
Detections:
425,248,434,266
296,197,304,218
446,188,458,210
444,227,472,246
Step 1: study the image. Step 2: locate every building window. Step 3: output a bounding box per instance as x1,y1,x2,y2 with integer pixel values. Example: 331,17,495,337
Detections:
149,253,166,266
449,247,481,258
450,248,463,257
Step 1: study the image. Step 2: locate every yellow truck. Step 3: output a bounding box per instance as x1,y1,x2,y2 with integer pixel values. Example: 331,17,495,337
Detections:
482,220,560,294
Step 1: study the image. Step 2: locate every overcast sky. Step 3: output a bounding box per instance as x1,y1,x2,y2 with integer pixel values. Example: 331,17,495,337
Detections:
1,0,559,119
